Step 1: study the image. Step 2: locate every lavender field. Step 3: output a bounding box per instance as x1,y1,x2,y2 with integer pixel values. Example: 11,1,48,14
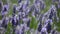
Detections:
0,0,60,34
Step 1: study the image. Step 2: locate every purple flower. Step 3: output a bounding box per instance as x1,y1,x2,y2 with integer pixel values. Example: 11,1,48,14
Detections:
12,16,19,26
51,30,56,34
49,14,53,19
46,22,51,33
41,27,47,34
27,19,30,27
34,7,39,14
1,17,9,28
34,0,40,4
41,31,46,34
37,23,42,32
23,0,30,10
49,9,54,19
29,5,35,12
21,26,25,34
19,5,23,12
13,4,17,14
39,14,43,23
2,4,9,11
25,8,30,16
1,4,9,16
40,1,46,10
18,0,22,3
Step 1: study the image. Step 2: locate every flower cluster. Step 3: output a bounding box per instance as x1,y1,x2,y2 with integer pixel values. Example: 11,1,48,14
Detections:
0,0,60,34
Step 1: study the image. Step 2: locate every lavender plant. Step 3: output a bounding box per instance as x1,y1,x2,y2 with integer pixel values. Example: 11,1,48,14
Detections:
0,0,60,34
